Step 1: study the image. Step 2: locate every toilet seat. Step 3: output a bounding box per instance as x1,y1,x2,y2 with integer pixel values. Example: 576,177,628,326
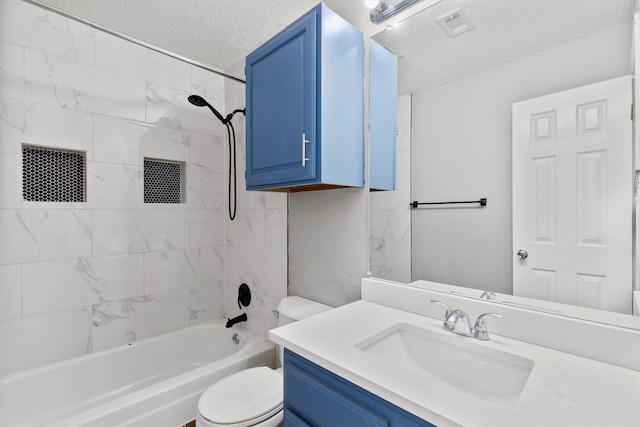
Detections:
198,367,283,427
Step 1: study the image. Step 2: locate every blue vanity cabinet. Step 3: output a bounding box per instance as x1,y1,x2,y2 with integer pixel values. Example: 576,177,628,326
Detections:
283,349,436,427
369,39,398,191
245,3,364,192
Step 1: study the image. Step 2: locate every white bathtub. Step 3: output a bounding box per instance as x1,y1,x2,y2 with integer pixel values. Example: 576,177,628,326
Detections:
0,322,275,427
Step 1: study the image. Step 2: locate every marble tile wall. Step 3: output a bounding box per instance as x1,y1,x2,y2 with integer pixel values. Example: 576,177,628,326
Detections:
369,93,412,283
0,0,228,377
223,61,288,339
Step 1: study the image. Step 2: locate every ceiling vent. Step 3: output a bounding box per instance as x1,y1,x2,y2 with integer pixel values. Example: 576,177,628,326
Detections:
437,7,474,37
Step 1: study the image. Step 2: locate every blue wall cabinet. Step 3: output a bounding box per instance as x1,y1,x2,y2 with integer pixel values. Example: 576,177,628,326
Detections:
284,349,436,427
245,3,364,192
369,39,398,191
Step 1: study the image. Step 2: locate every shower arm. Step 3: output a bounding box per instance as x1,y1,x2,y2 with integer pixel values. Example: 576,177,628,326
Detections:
225,108,246,124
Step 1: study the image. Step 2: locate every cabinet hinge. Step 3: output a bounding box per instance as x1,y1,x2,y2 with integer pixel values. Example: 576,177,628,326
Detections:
632,104,635,122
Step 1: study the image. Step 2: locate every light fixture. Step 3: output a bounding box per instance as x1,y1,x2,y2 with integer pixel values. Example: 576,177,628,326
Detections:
364,0,381,8
369,0,424,24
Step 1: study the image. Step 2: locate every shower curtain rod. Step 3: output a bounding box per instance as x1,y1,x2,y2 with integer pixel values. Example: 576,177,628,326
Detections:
20,0,246,84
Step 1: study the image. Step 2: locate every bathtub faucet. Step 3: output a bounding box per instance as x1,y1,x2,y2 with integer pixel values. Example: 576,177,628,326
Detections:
225,313,247,328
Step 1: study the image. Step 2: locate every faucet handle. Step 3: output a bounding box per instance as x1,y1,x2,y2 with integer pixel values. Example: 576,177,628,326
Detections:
430,300,451,318
480,291,496,300
473,312,503,341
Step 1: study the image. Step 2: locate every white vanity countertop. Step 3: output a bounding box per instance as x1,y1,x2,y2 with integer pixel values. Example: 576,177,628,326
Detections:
269,300,640,427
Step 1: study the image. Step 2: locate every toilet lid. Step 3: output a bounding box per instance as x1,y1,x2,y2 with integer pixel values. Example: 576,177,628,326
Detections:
198,367,283,426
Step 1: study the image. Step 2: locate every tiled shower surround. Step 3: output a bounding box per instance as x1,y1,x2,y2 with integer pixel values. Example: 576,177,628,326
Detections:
0,0,287,377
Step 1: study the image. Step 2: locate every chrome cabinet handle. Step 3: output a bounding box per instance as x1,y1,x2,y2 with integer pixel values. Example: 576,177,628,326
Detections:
517,249,528,260
302,133,310,166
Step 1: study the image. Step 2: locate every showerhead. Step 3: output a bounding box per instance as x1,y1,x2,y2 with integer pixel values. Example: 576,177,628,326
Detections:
188,94,226,124
188,94,244,222
187,95,208,107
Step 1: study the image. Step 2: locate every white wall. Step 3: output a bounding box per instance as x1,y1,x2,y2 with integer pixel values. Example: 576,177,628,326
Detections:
289,189,369,307
0,0,230,376
411,22,632,294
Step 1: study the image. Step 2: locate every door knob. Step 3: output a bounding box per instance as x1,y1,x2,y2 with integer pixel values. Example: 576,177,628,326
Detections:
517,249,528,260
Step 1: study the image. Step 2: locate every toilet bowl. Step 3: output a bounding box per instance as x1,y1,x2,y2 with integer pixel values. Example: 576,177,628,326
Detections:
196,296,332,427
196,366,283,427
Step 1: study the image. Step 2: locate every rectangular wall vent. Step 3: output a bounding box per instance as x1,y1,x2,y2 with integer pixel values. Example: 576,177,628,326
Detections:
437,7,474,37
22,145,86,202
144,158,185,204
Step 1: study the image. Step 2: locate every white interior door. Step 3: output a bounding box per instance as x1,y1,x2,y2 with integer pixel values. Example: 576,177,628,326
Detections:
512,76,632,314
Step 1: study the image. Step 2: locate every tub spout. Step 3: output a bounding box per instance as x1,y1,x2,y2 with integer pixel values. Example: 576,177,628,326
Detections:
225,313,247,328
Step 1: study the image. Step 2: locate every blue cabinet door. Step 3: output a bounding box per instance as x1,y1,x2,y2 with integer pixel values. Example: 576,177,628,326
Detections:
284,349,436,427
284,410,313,427
245,8,317,188
286,362,389,427
245,4,364,192
369,39,398,191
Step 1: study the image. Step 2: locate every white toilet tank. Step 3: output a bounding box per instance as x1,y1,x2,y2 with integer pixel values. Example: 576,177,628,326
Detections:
275,296,332,366
277,296,332,326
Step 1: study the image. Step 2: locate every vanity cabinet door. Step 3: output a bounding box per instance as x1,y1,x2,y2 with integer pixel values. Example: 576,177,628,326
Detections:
284,349,435,427
285,362,388,427
283,410,313,427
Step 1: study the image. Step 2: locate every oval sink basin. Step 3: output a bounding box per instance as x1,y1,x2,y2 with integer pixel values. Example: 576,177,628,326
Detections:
355,323,534,402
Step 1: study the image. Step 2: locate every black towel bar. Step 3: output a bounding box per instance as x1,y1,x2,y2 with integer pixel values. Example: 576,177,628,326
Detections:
410,198,487,208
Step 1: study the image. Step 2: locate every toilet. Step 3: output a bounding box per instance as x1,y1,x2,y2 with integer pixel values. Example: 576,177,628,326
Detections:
196,296,332,427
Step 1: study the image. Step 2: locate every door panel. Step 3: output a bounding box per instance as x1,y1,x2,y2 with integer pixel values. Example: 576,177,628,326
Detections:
513,76,632,313
531,156,556,243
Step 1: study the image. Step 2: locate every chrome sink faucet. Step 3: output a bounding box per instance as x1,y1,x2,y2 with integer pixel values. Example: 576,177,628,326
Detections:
431,300,503,341
480,291,496,300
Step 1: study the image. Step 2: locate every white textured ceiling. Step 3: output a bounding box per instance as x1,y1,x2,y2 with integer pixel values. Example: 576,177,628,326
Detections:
373,0,634,94
35,0,633,93
34,0,372,74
